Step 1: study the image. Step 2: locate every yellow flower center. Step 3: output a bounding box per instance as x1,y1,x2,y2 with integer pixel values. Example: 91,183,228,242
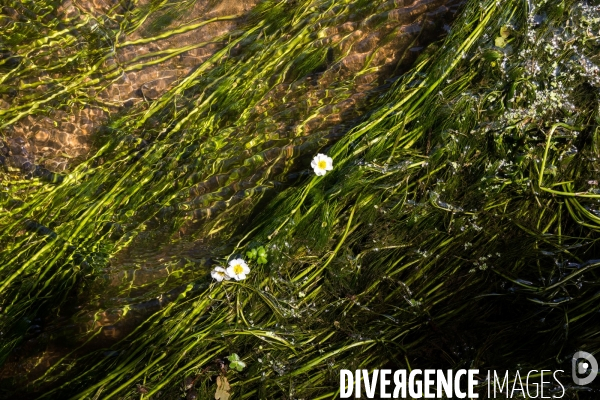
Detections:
318,160,327,169
233,264,244,275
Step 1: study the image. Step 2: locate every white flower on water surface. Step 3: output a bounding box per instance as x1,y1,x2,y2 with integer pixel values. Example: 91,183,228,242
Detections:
211,266,231,282
226,258,250,281
311,153,333,176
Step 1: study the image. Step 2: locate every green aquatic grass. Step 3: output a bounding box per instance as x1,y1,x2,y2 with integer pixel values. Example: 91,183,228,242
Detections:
1,0,452,372
2,0,600,398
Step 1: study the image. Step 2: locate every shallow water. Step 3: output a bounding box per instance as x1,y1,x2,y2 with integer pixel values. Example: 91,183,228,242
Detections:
2,1,600,399
0,0,461,388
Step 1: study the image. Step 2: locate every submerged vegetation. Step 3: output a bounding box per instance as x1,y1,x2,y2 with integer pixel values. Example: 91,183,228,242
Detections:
1,0,600,398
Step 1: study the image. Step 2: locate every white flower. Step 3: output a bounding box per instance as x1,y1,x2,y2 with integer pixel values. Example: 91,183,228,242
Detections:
226,258,250,281
311,153,333,176
211,266,231,282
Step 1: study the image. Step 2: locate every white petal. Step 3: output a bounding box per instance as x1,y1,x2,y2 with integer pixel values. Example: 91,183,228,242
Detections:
242,265,251,274
325,157,333,170
237,273,247,280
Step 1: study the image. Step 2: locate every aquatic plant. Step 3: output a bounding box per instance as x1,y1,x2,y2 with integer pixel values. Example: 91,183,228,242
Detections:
1,0,600,398
211,267,231,282
311,153,334,176
1,0,456,371
226,259,250,281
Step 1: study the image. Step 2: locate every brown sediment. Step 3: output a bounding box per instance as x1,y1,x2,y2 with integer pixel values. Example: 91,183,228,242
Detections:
2,0,258,173
1,0,456,174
